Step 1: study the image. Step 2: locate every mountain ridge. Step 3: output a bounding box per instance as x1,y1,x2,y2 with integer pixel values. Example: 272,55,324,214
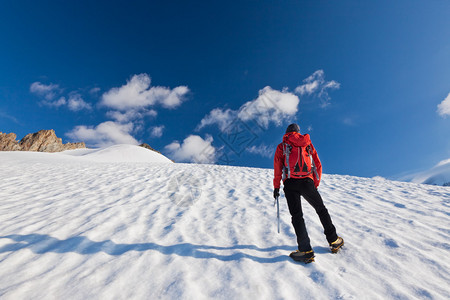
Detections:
0,129,85,152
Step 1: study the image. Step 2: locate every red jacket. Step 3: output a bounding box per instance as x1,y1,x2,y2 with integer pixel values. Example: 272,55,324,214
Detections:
273,132,322,189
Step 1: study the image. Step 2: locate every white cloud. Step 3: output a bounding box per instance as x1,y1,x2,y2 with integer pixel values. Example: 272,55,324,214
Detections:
67,93,92,111
30,82,61,100
96,74,188,145
198,86,300,132
150,125,165,138
101,73,189,111
197,71,338,133
323,80,341,90
436,158,450,167
158,86,190,108
0,110,20,124
41,97,67,108
246,144,273,158
40,95,92,111
89,87,101,94
165,135,216,164
437,92,450,117
238,86,300,127
295,70,340,107
66,121,139,148
197,108,237,132
295,77,320,95
30,82,92,111
106,109,157,123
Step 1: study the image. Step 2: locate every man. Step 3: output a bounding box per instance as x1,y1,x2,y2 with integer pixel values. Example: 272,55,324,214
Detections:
273,123,343,263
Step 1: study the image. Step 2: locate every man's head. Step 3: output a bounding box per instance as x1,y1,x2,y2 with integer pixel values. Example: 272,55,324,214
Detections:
285,123,300,134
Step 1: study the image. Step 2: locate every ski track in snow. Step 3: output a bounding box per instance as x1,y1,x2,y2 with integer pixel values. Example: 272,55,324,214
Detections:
0,151,449,299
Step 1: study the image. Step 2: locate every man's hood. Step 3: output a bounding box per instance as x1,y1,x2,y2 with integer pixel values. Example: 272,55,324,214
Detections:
282,132,311,147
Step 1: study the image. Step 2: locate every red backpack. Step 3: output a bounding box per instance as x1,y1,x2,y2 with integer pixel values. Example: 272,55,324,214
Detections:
282,142,314,180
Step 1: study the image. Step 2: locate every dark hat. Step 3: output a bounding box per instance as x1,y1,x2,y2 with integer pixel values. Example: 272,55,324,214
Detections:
285,123,300,134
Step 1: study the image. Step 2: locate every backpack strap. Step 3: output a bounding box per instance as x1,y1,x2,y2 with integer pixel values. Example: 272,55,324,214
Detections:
307,145,319,180
282,142,291,179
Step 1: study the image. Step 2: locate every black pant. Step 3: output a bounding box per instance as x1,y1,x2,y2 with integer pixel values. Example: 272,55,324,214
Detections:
283,178,338,251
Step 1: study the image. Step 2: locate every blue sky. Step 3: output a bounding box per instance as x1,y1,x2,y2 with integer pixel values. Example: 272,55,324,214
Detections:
1,0,449,178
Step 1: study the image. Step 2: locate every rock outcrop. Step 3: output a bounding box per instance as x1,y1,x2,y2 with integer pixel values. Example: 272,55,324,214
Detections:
140,143,174,162
139,143,160,153
0,132,21,151
0,130,85,152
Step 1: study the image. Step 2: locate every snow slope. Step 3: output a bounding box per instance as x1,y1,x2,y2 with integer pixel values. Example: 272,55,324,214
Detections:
62,144,174,163
401,158,450,187
0,149,449,299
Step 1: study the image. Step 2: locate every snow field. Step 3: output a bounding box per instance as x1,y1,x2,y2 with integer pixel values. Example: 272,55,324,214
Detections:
401,157,450,186
0,148,449,299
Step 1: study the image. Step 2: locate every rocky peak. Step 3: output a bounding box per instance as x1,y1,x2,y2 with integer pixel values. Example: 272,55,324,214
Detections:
139,143,159,153
0,132,21,151
0,130,85,152
140,143,173,162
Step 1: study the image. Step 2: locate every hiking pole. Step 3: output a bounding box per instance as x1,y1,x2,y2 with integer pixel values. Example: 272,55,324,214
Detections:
274,196,280,233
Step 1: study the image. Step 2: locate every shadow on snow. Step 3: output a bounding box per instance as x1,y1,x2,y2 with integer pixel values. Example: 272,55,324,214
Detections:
0,234,295,264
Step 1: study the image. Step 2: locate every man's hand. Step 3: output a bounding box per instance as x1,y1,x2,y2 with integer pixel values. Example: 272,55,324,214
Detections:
273,188,280,199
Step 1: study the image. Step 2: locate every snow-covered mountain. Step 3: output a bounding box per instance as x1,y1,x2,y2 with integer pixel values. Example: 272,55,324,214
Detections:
400,158,450,186
0,147,449,299
62,144,174,163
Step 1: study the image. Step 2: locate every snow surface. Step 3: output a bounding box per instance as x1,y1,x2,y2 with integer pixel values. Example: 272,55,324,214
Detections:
0,147,449,299
62,144,174,163
400,158,450,187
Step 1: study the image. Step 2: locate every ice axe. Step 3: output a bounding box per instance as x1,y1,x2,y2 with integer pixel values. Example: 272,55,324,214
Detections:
274,196,280,234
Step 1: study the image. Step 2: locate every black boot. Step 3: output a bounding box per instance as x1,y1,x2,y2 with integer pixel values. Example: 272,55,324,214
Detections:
289,250,315,263
330,237,344,253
